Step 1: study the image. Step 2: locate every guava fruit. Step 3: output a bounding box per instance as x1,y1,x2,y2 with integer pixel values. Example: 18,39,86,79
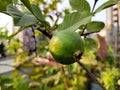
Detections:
49,30,84,65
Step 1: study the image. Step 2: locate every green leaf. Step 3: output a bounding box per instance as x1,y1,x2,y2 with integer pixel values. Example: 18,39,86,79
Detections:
22,62,34,68
7,4,38,27
0,76,13,90
49,84,65,90
12,0,19,5
20,0,32,12
84,38,98,51
15,52,29,62
58,12,92,31
86,21,105,33
16,82,29,90
94,0,118,13
30,4,46,23
20,0,50,26
0,0,12,11
69,0,90,13
29,67,44,80
11,69,19,78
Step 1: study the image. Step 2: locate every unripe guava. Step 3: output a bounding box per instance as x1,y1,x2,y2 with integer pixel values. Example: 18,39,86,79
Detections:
49,30,84,65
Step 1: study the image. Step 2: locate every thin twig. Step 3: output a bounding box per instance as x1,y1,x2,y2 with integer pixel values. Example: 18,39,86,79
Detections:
81,31,99,36
92,0,99,12
31,26,38,56
80,24,87,36
75,58,106,90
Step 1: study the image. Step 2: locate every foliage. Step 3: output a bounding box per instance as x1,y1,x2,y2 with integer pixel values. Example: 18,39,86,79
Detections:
0,0,119,90
0,0,12,11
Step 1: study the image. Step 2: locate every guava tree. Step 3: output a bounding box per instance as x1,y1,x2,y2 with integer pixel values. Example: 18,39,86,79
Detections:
0,0,120,90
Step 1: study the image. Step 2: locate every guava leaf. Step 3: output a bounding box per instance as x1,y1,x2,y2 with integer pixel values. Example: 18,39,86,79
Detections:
84,38,98,51
94,0,118,13
20,0,50,26
20,0,32,12
30,4,45,22
96,34,108,61
86,21,105,33
7,4,38,27
0,0,12,11
11,69,19,78
69,0,90,13
58,12,92,31
12,0,19,5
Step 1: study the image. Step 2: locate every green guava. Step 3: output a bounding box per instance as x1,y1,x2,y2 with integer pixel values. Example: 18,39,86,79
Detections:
49,30,84,65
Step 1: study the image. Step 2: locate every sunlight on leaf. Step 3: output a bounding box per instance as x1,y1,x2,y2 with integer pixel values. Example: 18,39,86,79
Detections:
69,0,90,12
86,21,105,33
20,0,50,26
15,52,29,62
0,0,12,11
58,12,92,31
95,0,118,13
7,4,38,27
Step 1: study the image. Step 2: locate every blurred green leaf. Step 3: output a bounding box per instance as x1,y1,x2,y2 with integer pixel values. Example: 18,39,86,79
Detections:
29,67,44,80
0,76,13,90
20,0,32,12
117,79,120,86
0,30,9,40
84,38,98,51
69,0,90,13
12,76,27,90
7,4,38,27
0,0,12,11
101,68,120,90
15,52,29,62
6,39,23,53
95,0,118,13
30,4,46,22
11,69,19,78
22,62,34,68
48,84,65,90
20,0,50,26
58,11,92,31
16,82,28,90
12,0,19,5
86,21,105,33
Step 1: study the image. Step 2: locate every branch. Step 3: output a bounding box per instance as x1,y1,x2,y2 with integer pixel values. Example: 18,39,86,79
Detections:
81,31,99,36
31,26,38,56
74,57,106,90
92,0,99,12
80,24,87,36
37,27,52,39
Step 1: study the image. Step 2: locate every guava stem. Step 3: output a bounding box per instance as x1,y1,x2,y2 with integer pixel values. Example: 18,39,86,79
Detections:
92,0,99,12
76,59,106,90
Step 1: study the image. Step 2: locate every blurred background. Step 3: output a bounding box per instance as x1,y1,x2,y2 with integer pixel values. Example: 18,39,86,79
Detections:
0,0,120,90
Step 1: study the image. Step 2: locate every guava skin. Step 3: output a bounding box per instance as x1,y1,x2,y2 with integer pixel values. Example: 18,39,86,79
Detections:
49,30,84,65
